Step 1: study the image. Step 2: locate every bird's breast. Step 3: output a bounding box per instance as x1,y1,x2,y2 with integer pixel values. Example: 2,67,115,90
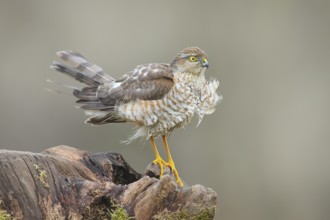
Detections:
116,75,202,137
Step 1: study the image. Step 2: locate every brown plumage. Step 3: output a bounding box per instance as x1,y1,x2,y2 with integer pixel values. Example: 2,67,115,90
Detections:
50,47,221,187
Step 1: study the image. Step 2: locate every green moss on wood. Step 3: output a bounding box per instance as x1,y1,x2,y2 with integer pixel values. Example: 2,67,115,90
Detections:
153,206,216,220
107,202,134,220
84,200,134,220
0,209,11,220
33,163,49,188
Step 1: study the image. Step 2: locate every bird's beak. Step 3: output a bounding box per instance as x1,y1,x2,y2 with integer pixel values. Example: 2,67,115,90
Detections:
202,58,209,68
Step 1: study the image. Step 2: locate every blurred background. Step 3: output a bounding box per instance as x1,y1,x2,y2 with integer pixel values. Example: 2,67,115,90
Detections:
0,0,329,219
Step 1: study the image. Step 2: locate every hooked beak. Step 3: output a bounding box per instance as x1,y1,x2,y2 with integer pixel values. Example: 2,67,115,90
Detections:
202,59,209,68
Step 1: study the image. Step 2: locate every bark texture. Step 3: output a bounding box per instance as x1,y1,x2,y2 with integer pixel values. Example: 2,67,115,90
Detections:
0,145,217,220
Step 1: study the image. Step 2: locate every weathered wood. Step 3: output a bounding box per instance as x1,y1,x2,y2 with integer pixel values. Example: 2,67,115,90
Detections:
0,146,217,220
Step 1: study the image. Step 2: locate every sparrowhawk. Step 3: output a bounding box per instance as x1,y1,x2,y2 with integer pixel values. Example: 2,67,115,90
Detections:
51,47,222,187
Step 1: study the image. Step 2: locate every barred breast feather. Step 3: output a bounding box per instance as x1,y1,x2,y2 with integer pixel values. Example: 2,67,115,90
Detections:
122,71,220,142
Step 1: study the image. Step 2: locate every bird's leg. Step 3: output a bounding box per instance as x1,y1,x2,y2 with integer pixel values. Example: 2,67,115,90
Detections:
150,136,168,177
162,135,183,187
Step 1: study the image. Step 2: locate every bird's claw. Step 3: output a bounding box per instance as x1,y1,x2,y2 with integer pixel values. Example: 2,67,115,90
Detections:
152,154,183,187
167,161,183,187
153,157,168,177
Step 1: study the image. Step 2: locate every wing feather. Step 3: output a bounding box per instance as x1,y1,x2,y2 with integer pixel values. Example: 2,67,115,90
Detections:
97,63,174,105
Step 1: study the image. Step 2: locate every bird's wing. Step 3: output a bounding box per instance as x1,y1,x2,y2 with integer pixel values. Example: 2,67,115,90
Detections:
97,63,174,105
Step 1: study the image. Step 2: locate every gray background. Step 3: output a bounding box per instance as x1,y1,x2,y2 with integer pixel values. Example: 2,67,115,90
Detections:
1,1,329,220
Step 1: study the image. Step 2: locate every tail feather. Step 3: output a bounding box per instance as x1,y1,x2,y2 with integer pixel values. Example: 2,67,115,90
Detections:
56,51,115,84
85,111,126,124
73,88,98,101
80,102,114,111
72,88,112,110
50,50,125,125
51,61,100,86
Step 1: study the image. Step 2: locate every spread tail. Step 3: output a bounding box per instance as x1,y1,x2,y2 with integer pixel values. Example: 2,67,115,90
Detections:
50,51,125,124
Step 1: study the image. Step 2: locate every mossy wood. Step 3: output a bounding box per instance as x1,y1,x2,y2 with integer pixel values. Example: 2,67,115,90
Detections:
0,146,217,219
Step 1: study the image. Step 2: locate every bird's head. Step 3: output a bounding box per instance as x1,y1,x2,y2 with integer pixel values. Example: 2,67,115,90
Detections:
171,47,209,76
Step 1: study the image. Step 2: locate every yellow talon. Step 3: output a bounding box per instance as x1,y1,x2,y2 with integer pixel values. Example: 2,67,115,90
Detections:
150,137,168,177
167,159,183,187
152,156,168,177
150,136,183,187
162,135,183,187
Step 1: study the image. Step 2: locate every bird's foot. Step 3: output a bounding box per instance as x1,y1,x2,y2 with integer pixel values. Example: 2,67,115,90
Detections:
152,157,169,177
152,156,183,187
167,160,183,187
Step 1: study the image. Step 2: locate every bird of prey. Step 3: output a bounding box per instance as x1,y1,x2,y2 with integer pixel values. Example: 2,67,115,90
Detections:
51,47,221,187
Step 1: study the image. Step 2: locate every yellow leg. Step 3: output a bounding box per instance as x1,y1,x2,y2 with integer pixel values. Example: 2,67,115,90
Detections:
162,135,183,187
150,136,168,177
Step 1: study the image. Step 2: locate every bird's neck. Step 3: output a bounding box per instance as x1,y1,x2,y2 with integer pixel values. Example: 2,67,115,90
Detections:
174,70,206,90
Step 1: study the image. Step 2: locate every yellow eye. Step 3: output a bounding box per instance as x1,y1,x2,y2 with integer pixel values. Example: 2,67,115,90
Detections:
189,56,198,62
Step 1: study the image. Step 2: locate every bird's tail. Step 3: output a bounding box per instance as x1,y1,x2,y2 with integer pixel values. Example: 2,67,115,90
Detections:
50,51,125,124
50,51,115,86
50,50,114,107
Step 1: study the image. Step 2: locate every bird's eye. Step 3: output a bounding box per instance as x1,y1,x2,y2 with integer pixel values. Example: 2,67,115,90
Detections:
189,56,198,62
